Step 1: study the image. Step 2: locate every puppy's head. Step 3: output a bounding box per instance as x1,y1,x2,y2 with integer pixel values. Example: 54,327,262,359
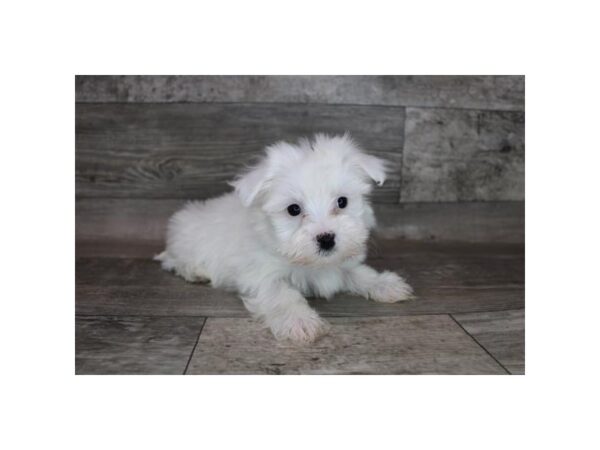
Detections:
230,133,388,266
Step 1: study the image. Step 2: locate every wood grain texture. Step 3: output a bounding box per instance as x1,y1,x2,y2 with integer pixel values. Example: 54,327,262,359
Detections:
402,108,525,202
186,316,506,374
453,309,525,374
76,198,183,248
76,103,403,202
76,75,525,111
375,201,524,242
76,242,524,317
76,199,525,254
75,316,204,374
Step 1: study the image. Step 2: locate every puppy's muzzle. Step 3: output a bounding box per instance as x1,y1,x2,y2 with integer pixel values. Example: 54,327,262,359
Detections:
316,232,335,251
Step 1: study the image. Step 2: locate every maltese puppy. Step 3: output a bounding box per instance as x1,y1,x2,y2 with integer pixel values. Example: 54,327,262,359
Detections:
156,133,414,343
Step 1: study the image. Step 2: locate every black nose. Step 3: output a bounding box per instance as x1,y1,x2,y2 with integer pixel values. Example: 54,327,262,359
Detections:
316,232,336,251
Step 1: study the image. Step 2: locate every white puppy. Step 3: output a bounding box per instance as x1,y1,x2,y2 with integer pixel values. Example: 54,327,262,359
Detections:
156,133,414,343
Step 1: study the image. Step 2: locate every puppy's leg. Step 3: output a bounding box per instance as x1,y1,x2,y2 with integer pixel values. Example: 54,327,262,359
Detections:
242,281,330,343
345,264,415,303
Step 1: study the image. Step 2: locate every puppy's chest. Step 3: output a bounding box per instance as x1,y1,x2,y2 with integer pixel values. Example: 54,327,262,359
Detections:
288,266,346,299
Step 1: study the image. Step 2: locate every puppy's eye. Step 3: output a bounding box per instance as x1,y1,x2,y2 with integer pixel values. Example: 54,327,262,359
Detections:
337,196,348,209
287,204,302,216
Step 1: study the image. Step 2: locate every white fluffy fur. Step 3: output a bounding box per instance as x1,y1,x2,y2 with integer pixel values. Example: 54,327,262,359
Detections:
156,133,414,343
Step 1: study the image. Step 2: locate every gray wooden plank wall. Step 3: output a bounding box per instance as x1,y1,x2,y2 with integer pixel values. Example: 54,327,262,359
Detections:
76,103,404,202
75,76,525,243
76,75,524,110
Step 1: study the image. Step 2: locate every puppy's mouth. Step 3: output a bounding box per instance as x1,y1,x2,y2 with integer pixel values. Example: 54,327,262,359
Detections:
287,248,336,266
318,247,335,256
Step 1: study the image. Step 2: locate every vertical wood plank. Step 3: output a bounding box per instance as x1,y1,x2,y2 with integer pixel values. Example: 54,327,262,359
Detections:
402,107,524,202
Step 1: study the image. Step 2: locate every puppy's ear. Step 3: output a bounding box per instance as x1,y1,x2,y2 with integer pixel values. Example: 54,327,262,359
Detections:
355,153,388,186
231,141,304,206
229,161,270,207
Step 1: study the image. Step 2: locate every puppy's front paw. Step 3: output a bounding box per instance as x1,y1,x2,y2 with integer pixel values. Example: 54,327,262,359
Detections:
269,307,330,344
369,271,415,303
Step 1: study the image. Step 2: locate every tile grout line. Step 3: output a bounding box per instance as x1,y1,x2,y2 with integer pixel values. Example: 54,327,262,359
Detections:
74,308,524,319
183,318,207,375
448,313,512,375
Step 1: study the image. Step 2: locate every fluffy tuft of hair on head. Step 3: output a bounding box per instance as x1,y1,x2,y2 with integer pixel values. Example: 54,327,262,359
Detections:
310,132,389,186
230,133,389,206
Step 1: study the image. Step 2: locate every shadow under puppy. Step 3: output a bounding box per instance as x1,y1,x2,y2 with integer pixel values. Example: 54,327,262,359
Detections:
156,133,414,343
